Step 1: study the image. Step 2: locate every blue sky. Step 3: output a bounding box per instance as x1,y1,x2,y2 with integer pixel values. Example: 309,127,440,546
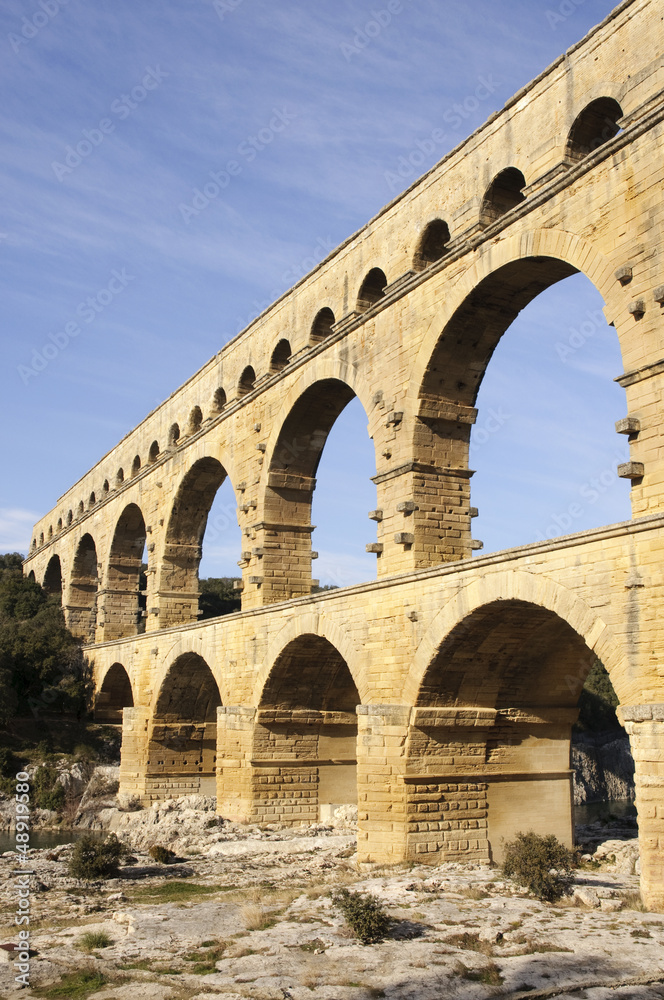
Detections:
0,0,631,585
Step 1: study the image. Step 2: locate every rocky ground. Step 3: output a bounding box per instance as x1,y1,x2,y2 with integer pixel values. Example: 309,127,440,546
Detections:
0,796,662,1000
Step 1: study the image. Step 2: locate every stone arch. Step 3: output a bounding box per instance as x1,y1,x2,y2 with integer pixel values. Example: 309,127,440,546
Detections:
403,570,626,864
414,219,451,271
270,338,291,372
357,267,387,312
67,510,73,526
95,662,134,723
131,455,141,477
188,406,203,435
159,456,235,627
310,307,335,343
88,492,96,508
238,365,256,397
67,533,99,642
211,387,226,413
148,440,160,463
403,569,621,706
409,231,623,565
168,423,180,447
566,97,623,163
116,468,124,487
254,611,369,707
260,372,374,602
480,166,526,226
147,652,221,798
42,555,62,598
254,629,361,823
102,503,147,640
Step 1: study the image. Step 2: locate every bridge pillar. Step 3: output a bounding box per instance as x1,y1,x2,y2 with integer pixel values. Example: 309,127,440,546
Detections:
118,706,151,805
622,706,664,912
97,587,141,641
356,705,411,864
216,706,357,824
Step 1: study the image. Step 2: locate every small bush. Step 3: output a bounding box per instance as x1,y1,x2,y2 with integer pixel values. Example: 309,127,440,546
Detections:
331,888,390,944
33,766,65,812
502,831,577,902
68,833,128,880
149,844,176,864
78,931,113,952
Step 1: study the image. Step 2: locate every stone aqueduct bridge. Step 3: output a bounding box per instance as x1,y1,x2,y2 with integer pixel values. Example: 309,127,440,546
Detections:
23,0,664,906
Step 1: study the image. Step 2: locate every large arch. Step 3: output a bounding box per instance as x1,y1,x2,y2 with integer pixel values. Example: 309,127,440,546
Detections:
66,533,99,642
145,652,222,799
256,372,376,604
404,231,624,567
102,503,147,640
251,633,360,824
94,662,134,723
158,457,235,627
42,554,62,598
401,571,626,865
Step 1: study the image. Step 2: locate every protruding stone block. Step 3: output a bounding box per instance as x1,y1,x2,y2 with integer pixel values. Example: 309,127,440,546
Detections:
615,416,641,435
615,264,633,285
394,532,414,545
366,543,384,554
618,461,644,480
628,299,645,317
396,501,418,513
368,509,383,521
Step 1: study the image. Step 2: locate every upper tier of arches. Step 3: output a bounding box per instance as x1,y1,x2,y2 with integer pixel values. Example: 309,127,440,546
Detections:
28,93,630,556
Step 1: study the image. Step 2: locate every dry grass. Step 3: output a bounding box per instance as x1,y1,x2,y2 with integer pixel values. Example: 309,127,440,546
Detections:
445,931,494,956
622,891,647,912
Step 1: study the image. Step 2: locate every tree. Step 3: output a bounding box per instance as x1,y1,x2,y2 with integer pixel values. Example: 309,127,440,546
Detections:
198,577,241,620
0,553,89,723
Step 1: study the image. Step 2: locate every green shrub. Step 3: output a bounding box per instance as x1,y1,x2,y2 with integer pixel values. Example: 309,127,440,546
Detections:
502,831,577,902
78,930,113,952
331,888,390,944
33,765,65,812
68,833,128,880
149,844,176,864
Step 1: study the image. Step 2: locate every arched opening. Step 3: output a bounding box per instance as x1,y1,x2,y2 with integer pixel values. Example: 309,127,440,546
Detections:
27,570,35,582
67,510,73,526
47,525,53,540
116,468,124,487
566,97,623,163
480,167,526,226
212,387,226,414
160,457,234,627
357,268,387,312
131,455,141,477
417,256,629,562
39,532,44,546
77,502,84,517
257,635,360,824
238,365,256,397
31,539,36,551
147,653,221,799
411,600,618,863
103,503,147,640
265,379,376,601
270,339,291,373
168,423,180,447
414,219,451,270
148,441,160,464
42,555,62,598
102,480,109,495
68,533,98,642
310,307,335,343
88,493,96,508
95,663,134,723
56,518,63,532
188,406,203,435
